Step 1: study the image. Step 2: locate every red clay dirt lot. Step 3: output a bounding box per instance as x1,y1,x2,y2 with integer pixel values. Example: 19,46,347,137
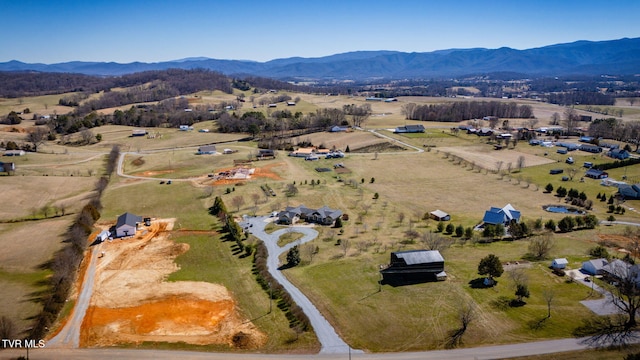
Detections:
80,219,265,349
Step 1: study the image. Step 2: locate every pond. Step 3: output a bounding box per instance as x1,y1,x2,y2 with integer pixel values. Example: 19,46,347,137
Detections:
543,205,586,215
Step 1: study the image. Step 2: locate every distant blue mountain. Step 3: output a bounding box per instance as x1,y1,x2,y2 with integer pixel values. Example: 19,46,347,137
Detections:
2,38,639,79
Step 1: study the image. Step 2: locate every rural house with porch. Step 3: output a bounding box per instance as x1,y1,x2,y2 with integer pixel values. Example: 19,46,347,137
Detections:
482,204,521,226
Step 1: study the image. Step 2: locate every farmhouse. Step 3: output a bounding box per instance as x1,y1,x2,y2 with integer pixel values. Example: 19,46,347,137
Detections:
551,258,569,270
607,149,630,160
618,184,640,200
197,145,217,155
585,168,608,179
0,161,15,174
380,250,446,281
115,212,142,238
482,204,521,226
288,148,315,158
429,210,450,221
581,258,608,275
277,205,342,226
394,124,425,133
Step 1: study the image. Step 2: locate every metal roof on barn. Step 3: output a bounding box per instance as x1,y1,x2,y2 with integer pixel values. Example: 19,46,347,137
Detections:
393,250,444,265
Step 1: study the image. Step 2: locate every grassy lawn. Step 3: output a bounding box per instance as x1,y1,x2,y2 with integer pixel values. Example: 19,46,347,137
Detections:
277,231,306,247
168,232,320,352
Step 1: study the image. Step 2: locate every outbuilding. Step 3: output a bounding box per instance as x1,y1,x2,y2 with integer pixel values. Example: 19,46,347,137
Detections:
429,210,450,221
380,249,446,282
551,258,569,269
197,145,217,155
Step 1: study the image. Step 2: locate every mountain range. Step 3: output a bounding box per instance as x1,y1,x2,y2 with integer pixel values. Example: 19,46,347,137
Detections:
2,37,639,80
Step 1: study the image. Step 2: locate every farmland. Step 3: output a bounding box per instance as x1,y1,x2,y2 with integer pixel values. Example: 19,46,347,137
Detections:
2,90,640,358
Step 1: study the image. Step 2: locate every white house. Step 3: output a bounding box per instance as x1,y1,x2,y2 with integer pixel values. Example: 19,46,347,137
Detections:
582,258,608,275
551,258,569,269
115,212,142,238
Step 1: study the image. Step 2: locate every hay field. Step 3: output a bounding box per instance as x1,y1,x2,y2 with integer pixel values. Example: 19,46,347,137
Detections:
0,175,96,219
437,145,556,171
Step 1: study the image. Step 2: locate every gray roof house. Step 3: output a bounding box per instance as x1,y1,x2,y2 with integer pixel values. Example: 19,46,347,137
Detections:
380,249,446,282
582,258,609,275
619,184,640,200
115,212,142,238
197,145,217,154
277,205,342,226
602,259,640,286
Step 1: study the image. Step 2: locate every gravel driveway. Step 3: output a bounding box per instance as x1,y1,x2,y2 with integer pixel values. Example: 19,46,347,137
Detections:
239,216,358,354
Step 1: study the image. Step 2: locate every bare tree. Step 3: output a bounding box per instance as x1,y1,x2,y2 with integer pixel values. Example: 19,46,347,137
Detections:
420,231,452,251
340,238,351,257
231,195,245,212
517,156,525,172
251,193,261,207
550,112,561,125
27,126,49,152
528,233,554,260
397,212,405,224
80,127,94,145
446,300,476,348
526,118,539,129
302,243,317,264
542,289,555,318
563,107,579,135
567,167,578,181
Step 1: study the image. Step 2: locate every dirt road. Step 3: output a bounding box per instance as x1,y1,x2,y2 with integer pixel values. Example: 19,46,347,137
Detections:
47,245,100,348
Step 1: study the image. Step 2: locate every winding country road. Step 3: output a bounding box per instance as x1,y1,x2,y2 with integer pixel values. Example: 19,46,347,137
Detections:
239,216,357,354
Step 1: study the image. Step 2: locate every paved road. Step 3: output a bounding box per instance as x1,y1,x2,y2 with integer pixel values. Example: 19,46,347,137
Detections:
7,335,640,360
46,245,101,348
239,216,356,354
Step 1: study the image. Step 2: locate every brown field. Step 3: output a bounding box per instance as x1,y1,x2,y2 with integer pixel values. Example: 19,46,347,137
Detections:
0,175,96,219
437,145,556,171
81,219,265,348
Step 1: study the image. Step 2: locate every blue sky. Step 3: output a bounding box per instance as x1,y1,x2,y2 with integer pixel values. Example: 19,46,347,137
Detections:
2,0,639,64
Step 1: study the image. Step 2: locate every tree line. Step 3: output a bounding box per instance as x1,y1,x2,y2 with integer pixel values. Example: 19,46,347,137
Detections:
402,101,533,122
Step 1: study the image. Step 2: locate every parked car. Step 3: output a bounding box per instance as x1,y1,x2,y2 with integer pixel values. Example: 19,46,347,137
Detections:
566,157,574,164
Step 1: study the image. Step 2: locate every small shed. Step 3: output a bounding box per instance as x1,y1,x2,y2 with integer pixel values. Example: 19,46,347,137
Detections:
582,258,608,275
551,258,568,269
0,161,15,173
430,210,450,221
